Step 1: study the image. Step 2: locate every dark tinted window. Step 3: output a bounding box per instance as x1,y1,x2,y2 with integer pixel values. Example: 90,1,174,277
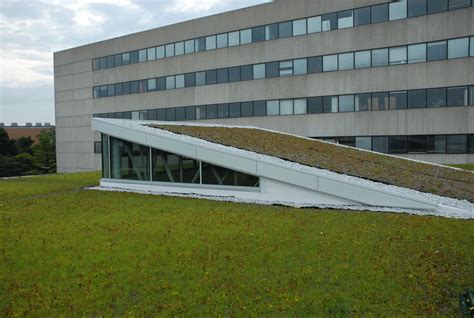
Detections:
147,109,157,120
389,136,407,153
408,135,427,153
354,7,371,26
389,91,407,110
448,0,470,10
321,13,337,31
185,107,196,120
278,21,292,38
130,81,139,94
408,89,427,108
308,97,323,113
241,102,253,117
229,66,240,82
185,73,195,87
114,54,122,67
469,135,474,154
218,104,228,118
107,85,114,97
206,70,217,85
240,65,253,81
355,93,371,111
157,109,166,121
130,51,139,64
252,26,265,42
266,62,279,78
122,53,130,65
408,0,427,17
157,77,166,91
175,107,186,121
217,68,228,84
427,88,446,107
427,41,447,61
372,136,389,153
427,135,446,153
371,4,389,23
253,101,266,116
195,37,206,52
114,83,122,96
99,57,106,69
308,56,323,73
166,108,176,121
447,86,468,106
206,105,217,119
265,24,279,40
447,135,467,153
229,103,241,118
428,0,448,13
106,56,114,68
122,82,131,95
323,96,338,113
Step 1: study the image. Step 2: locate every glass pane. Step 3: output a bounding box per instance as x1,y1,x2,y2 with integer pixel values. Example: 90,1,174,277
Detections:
152,149,200,184
175,42,184,56
157,109,166,121
110,137,150,181
130,81,139,94
218,104,228,118
185,39,195,54
408,89,427,108
265,62,279,78
323,54,338,71
240,29,252,44
229,66,241,82
371,48,388,67
323,96,338,113
130,51,138,64
280,100,293,115
470,86,474,105
206,105,217,119
139,49,147,62
265,24,279,40
206,35,216,50
389,136,407,153
157,78,166,91
228,31,240,46
266,100,280,115
195,37,206,52
229,103,240,118
427,88,446,107
372,136,389,153
196,72,206,86
205,70,217,85
389,46,407,65
427,41,447,61
427,135,446,153
294,99,307,114
279,21,292,38
339,95,355,112
114,54,122,67
448,37,469,59
138,80,146,93
308,56,323,73
408,43,426,63
356,137,372,150
175,75,184,88
354,7,371,26
147,47,156,60
389,91,407,109
371,4,389,23
446,135,467,153
185,73,195,87
166,109,176,121
106,56,114,68
241,65,253,81
293,19,307,36
338,10,353,28
166,76,175,90
156,46,164,59
185,106,196,120
355,50,371,68
115,83,122,96
371,92,389,110
447,86,468,106
107,84,114,96
448,0,470,10
322,13,337,31
254,101,266,116
196,105,206,120
92,58,100,71
165,44,174,57
279,60,293,76
389,0,407,20
428,0,448,13
217,33,228,48
217,68,228,84
99,57,107,69
293,58,307,75
338,52,354,70
355,93,371,111
122,52,130,65
408,135,427,153
408,0,426,17
307,16,321,33
241,102,253,117
252,26,265,42
202,162,259,187
253,64,265,79
308,97,323,113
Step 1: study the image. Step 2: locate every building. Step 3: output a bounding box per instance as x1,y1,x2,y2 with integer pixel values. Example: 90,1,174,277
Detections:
54,0,474,173
2,123,53,144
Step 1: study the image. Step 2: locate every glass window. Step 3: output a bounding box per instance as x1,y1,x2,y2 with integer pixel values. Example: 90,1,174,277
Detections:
322,13,337,31
205,70,217,85
166,76,175,90
130,81,139,94
266,100,280,116
408,43,426,63
229,103,240,118
195,72,206,86
279,60,293,76
354,7,371,26
206,104,217,119
427,41,447,61
195,37,206,52
447,86,468,106
428,0,448,13
175,42,184,56
254,101,266,116
278,21,292,38
106,56,114,68
185,106,196,120
408,0,426,17
152,149,200,184
122,52,130,65
139,49,147,62
156,46,165,59
294,99,307,114
229,66,241,82
114,83,122,96
308,56,323,73
389,136,407,153
110,138,150,181
139,110,148,120
427,88,446,107
389,46,407,65
408,135,427,153
185,39,195,54
355,50,371,68
165,44,175,57
148,109,157,120
339,95,355,112
99,57,107,69
427,135,446,153
371,92,389,110
293,19,307,36
280,100,293,115
253,64,266,79
93,87,101,98
408,89,427,108
175,75,185,88
390,0,407,20
470,86,474,105
448,37,469,59
157,109,166,121
372,136,389,153
389,91,407,109
114,54,122,67
131,51,139,64
449,0,470,10
338,10,353,28
206,35,216,50
92,58,100,71
469,135,474,154
293,58,307,75
252,26,265,42
217,33,228,48
228,31,240,46
240,29,252,44
308,97,323,113
372,48,388,67
371,4,389,23
217,68,229,84
447,135,467,153
266,62,279,78
471,37,474,56
338,137,356,147
218,104,229,118
147,47,156,61
122,82,131,95
202,162,259,187
356,137,372,150
241,65,253,81
196,105,206,120
241,102,253,117
265,23,279,40
338,52,354,70
355,93,371,111
323,96,338,113
138,80,147,93
185,73,195,87
307,16,321,33
157,77,166,91
323,54,338,72
166,108,176,121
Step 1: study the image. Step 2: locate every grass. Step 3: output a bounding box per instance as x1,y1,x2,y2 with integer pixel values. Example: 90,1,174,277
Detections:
1,172,473,316
449,163,474,171
152,125,474,202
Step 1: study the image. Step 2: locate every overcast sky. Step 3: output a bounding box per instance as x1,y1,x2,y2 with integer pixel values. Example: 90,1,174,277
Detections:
0,0,269,125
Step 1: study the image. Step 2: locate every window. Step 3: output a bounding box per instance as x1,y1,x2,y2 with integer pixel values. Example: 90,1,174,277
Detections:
427,88,446,107
139,49,147,62
389,46,407,65
254,101,266,116
175,42,184,56
448,0,470,10
266,100,280,115
114,54,122,67
372,136,389,153
407,90,426,108
322,13,337,31
408,43,426,63
110,138,150,181
354,7,371,26
470,86,474,105
427,41,447,61
338,52,354,70
147,47,156,61
448,38,469,59
156,46,165,59
293,59,307,75
293,19,307,36
93,87,100,98
122,82,131,95
294,99,307,114
165,44,175,57
408,0,426,17
138,80,147,93
240,29,252,44
106,56,114,68
355,93,371,111
389,136,407,153
185,39,195,54
130,81,139,93
185,73,195,87
323,96,338,113
280,100,293,115
228,31,240,46
229,66,241,82
371,4,389,23
157,78,166,91
471,37,474,56
241,102,253,117
166,109,176,121
157,109,166,121
447,86,468,106
265,24,279,40
278,21,292,38
205,35,216,50
307,16,321,33
185,106,196,120
338,10,353,28
229,103,241,118
92,59,100,71
196,106,206,120
122,53,130,65
253,64,265,79
355,50,371,68
99,57,107,69
217,33,228,48
371,48,388,67
240,65,253,81
266,62,279,78
195,38,206,52
308,56,323,73
218,104,228,118
148,109,157,120
217,68,229,84
279,60,293,76
152,149,199,184
202,162,259,187
447,135,467,153
175,75,185,89
166,76,175,90
131,51,139,64
427,135,446,153
339,95,355,112
371,92,388,110
206,105,217,119
389,0,407,20
139,110,148,120
205,70,217,85
323,55,338,72
115,83,122,96
389,91,407,109
428,0,448,13
196,72,206,86
356,137,372,150
469,135,474,154
408,136,427,153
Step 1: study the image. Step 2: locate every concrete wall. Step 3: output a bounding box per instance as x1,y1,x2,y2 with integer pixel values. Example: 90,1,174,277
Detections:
54,1,474,171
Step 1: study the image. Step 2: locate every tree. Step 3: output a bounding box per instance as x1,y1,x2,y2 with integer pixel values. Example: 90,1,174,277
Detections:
32,128,56,174
15,136,34,154
0,128,16,156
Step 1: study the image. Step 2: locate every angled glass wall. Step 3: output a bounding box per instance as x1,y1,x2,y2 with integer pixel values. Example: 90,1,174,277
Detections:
110,137,150,181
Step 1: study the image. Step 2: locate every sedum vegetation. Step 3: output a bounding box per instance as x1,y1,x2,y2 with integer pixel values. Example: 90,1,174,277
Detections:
1,172,473,316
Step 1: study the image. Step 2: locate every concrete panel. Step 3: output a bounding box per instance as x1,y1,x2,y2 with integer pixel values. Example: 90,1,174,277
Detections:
145,133,197,158
256,162,318,190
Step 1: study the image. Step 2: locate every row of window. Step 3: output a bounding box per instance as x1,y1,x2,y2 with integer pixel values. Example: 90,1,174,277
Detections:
317,134,474,154
92,0,473,71
93,36,474,99
93,85,474,122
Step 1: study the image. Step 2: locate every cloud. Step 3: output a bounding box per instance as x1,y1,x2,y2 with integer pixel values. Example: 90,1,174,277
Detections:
164,0,222,13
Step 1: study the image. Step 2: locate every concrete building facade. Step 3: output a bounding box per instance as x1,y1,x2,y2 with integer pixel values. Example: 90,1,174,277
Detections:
54,0,474,172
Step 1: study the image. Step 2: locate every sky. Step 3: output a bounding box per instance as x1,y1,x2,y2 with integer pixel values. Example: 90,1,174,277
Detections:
0,0,270,126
